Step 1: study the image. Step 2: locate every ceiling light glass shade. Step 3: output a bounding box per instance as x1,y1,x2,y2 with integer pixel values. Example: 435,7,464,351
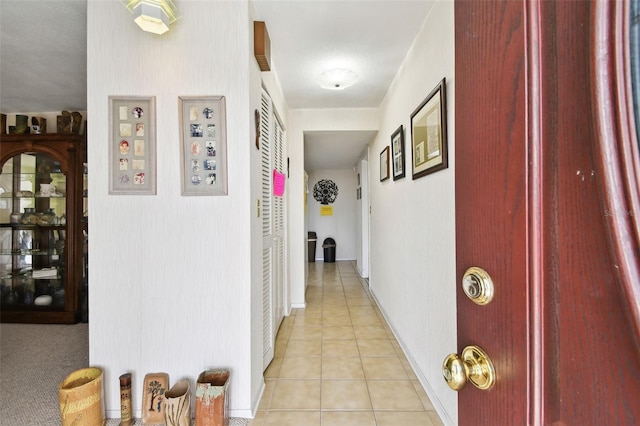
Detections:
316,68,359,90
122,0,179,35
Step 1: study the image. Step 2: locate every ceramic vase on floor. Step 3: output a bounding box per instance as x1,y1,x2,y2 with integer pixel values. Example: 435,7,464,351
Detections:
59,367,105,426
195,369,230,426
119,373,134,426
163,379,191,426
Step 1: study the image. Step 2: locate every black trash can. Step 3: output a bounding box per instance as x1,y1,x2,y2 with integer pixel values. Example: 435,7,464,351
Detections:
323,237,336,263
307,232,317,262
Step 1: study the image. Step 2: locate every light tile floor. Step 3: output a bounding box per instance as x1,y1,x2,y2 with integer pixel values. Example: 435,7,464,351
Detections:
249,261,444,426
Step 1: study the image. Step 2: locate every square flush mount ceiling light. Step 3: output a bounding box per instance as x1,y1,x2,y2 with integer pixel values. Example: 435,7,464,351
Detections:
122,0,179,35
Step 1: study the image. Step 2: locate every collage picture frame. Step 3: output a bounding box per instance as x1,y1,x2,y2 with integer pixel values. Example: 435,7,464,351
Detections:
178,96,228,196
108,96,157,195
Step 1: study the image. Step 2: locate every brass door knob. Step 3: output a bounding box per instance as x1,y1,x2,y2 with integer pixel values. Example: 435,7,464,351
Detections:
442,345,496,391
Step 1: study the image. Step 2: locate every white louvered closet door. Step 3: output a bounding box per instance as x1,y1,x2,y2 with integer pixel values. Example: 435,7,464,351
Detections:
261,88,286,370
272,115,285,333
261,89,274,369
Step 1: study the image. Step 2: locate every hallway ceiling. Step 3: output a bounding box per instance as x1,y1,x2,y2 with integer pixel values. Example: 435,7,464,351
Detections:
0,0,433,171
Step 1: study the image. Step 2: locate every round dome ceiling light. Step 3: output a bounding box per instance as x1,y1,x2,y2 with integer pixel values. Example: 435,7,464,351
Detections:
316,68,359,90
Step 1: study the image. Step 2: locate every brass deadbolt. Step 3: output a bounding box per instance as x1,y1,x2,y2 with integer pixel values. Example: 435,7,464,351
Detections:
462,267,494,305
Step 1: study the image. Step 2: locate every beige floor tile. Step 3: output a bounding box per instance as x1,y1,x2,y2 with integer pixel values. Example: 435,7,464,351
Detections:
323,306,350,316
347,297,374,306
279,356,322,378
281,316,295,327
307,300,324,308
274,338,288,357
412,381,436,410
298,307,323,317
269,379,321,409
320,411,376,426
264,411,321,426
343,289,369,297
353,325,389,340
257,380,276,411
323,297,347,306
322,326,356,340
322,357,365,379
351,315,382,326
361,357,408,379
375,411,435,426
321,380,372,410
276,325,292,340
343,283,367,290
348,306,377,316
343,279,366,286
289,325,322,340
323,314,352,326
306,297,323,306
264,357,282,379
356,339,397,357
285,339,322,357
322,339,360,357
293,315,323,327
367,380,425,410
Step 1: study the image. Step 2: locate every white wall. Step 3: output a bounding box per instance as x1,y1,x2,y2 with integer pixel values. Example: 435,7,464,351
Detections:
368,1,457,424
87,1,263,418
288,109,377,307
355,155,370,278
307,169,357,261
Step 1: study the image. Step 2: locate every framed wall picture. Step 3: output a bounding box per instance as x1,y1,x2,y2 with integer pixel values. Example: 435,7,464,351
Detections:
179,96,228,196
391,125,405,180
411,78,448,179
108,96,157,194
380,146,390,182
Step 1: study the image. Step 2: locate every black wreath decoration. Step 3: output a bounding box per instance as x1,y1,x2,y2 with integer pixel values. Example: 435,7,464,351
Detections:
313,179,339,205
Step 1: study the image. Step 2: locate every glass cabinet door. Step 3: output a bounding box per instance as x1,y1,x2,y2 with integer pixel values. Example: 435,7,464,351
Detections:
0,153,67,309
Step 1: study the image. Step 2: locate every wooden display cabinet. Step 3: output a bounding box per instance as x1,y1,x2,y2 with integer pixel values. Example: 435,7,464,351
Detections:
0,134,86,323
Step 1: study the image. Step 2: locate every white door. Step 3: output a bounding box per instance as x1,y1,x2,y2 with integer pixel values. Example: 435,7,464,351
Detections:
261,88,286,370
272,116,286,330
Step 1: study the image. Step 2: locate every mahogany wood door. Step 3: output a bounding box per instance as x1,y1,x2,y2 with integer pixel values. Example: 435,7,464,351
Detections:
454,1,640,424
